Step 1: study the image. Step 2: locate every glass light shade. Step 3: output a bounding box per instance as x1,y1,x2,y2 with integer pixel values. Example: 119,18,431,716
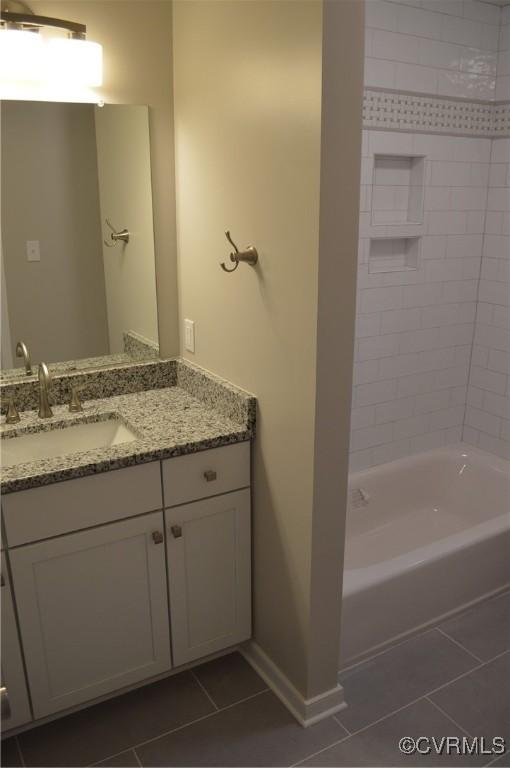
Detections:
46,38,103,87
0,29,44,81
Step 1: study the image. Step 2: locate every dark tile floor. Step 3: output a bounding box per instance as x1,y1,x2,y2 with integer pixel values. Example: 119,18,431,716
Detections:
1,590,509,767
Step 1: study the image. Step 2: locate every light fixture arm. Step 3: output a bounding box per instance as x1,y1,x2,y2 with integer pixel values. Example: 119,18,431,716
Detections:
1,6,87,39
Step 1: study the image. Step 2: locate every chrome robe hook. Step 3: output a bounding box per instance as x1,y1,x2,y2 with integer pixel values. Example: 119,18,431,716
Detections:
221,231,258,272
104,218,130,248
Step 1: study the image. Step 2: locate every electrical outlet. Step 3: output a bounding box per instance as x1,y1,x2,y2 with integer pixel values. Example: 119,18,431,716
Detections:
184,319,195,353
26,240,40,262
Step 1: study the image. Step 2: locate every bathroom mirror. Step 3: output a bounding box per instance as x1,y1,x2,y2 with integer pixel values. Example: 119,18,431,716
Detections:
0,100,160,380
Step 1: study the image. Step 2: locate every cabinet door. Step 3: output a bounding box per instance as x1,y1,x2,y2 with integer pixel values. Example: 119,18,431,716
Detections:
166,489,251,666
1,553,32,731
10,512,171,718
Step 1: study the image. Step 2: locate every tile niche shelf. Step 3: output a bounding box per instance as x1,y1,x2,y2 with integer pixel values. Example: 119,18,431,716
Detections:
368,236,421,274
371,154,425,226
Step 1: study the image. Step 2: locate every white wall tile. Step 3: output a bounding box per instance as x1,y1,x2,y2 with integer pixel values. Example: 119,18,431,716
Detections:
358,334,401,360
372,439,411,465
349,0,508,469
359,286,403,313
351,405,376,431
470,365,507,395
354,379,399,407
393,414,430,439
414,389,451,413
395,62,438,93
364,57,397,88
375,396,416,424
366,0,399,32
351,423,394,451
428,405,465,430
353,360,380,385
465,406,502,436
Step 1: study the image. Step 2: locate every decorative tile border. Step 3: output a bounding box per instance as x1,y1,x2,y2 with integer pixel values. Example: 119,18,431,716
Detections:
493,101,510,136
363,88,510,138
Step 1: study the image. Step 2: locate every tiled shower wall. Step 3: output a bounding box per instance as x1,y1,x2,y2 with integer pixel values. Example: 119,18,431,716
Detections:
350,0,510,471
497,6,510,100
364,0,500,99
465,137,510,459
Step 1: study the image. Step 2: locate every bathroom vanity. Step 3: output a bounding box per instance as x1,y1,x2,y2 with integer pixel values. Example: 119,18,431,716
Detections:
0,359,255,733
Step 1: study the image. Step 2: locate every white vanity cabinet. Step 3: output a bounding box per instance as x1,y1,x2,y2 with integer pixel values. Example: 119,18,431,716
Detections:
9,512,172,719
166,490,251,666
1,440,252,729
162,442,252,666
1,553,32,730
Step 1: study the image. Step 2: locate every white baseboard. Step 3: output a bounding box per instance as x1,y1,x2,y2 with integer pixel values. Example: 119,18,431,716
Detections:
240,641,346,728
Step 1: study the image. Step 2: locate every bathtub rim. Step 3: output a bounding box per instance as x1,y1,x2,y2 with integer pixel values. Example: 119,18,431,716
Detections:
344,442,510,598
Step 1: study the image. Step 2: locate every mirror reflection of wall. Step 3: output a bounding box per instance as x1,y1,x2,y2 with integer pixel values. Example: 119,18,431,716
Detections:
0,101,159,377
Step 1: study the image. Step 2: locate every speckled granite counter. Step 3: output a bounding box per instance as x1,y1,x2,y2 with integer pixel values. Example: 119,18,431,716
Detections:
0,359,255,494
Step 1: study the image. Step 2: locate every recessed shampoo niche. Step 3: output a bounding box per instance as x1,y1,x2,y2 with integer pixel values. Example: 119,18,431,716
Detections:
368,236,421,274
371,154,425,226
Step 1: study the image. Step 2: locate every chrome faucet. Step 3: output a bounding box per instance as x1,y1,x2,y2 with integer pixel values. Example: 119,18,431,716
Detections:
16,341,32,376
38,363,53,419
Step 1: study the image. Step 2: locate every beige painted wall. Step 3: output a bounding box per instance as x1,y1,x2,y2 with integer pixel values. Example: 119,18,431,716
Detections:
308,0,364,696
1,101,109,365
30,0,179,357
173,0,364,698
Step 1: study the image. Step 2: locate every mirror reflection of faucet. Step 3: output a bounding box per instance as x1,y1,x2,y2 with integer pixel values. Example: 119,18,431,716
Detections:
15,341,32,376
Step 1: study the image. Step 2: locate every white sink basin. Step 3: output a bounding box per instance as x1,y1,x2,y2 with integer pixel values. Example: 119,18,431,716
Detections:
1,418,138,468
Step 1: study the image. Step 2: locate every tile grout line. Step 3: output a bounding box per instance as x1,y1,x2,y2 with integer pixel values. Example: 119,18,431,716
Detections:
426,647,510,699
435,626,485,664
130,688,270,754
14,736,26,768
486,749,509,767
335,648,510,750
339,627,443,675
339,624,471,676
294,682,484,768
292,731,353,767
91,747,136,767
333,713,352,735
425,696,475,739
190,670,219,711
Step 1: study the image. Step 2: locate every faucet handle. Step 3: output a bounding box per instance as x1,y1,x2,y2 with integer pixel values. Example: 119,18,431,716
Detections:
4,395,20,425
69,385,85,413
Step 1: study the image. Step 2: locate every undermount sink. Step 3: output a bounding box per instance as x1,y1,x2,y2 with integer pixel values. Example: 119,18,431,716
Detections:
1,418,138,468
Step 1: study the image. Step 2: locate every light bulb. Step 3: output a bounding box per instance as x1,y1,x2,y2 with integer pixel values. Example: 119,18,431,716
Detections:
46,38,103,87
0,29,44,81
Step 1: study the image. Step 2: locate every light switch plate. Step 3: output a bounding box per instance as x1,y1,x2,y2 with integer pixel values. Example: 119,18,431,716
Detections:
26,240,41,262
184,319,195,353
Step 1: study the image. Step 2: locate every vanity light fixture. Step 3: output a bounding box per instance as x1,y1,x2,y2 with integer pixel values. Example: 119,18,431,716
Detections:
0,1,102,87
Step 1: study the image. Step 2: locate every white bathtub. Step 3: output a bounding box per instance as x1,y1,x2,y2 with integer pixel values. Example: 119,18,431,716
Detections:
340,443,510,666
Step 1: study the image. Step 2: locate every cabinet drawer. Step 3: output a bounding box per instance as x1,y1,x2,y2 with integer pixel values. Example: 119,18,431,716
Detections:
162,442,250,507
2,462,162,547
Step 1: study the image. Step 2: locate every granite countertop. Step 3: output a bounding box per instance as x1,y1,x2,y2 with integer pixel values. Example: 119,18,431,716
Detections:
0,360,255,494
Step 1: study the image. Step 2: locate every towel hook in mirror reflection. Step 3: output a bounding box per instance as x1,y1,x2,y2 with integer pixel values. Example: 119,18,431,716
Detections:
104,218,130,248
220,231,258,273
